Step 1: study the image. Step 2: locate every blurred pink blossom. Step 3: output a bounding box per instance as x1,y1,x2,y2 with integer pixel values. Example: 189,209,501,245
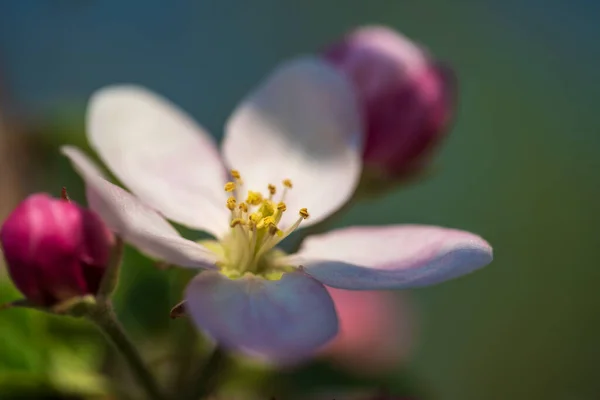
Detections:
322,287,416,373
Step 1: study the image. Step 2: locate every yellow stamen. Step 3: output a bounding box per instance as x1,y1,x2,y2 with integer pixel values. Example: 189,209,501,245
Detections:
224,182,236,192
272,201,286,224
268,225,282,236
249,213,261,224
230,218,246,228
226,196,237,211
230,169,243,185
257,216,276,229
264,216,276,226
299,208,309,219
219,170,310,277
246,191,263,206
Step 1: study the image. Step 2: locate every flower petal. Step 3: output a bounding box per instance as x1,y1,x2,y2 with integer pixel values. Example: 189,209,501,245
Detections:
87,85,229,237
223,57,363,229
185,270,338,361
284,225,492,289
62,146,218,269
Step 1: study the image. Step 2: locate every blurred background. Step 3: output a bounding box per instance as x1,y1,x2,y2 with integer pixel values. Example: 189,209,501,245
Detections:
1,1,599,399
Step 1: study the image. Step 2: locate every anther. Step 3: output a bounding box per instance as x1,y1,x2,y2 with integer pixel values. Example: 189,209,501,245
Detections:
226,196,237,211
231,170,241,180
258,216,276,229
263,216,276,226
277,202,287,212
268,184,277,195
249,213,261,224
224,182,236,192
268,225,282,236
238,202,248,213
246,191,263,206
230,218,246,228
283,179,293,189
299,208,309,219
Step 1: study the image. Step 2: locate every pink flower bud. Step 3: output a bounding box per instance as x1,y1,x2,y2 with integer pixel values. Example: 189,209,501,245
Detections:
1,193,113,306
324,26,456,180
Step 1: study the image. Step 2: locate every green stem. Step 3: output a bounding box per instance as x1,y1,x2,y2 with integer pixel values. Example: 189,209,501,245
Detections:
183,346,230,400
167,270,200,394
97,237,125,301
87,303,167,400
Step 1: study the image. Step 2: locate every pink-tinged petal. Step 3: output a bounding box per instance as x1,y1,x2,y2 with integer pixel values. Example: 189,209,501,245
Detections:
223,57,363,229
322,288,415,374
62,146,217,269
284,225,492,289
87,85,229,237
185,270,338,361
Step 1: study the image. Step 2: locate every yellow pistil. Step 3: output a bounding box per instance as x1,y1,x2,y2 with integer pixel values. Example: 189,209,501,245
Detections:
224,182,236,192
249,213,261,224
258,200,274,217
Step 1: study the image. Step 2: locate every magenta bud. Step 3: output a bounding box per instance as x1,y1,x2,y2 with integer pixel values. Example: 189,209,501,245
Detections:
324,26,456,180
1,193,114,307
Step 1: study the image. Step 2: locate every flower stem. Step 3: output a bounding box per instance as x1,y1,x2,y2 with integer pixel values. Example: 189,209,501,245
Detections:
97,237,125,301
183,345,230,400
87,303,167,400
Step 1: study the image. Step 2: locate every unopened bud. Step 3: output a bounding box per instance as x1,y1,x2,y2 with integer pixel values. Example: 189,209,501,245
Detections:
0,193,114,307
323,26,456,183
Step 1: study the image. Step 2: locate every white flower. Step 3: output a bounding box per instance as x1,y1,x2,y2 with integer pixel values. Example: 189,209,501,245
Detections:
62,57,492,361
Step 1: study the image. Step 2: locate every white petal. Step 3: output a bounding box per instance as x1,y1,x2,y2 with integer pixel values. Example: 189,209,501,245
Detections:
185,270,338,361
87,85,229,237
223,57,363,229
62,146,218,269
283,225,493,289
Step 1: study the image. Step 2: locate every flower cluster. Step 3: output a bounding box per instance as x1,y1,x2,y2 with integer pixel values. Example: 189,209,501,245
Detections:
1,27,492,364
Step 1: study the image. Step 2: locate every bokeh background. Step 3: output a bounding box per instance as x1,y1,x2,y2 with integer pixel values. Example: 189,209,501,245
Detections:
1,1,599,399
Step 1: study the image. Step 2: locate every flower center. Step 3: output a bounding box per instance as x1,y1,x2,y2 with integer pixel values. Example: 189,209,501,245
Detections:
216,170,309,279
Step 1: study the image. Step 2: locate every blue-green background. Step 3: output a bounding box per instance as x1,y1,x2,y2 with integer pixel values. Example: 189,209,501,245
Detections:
1,1,599,399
